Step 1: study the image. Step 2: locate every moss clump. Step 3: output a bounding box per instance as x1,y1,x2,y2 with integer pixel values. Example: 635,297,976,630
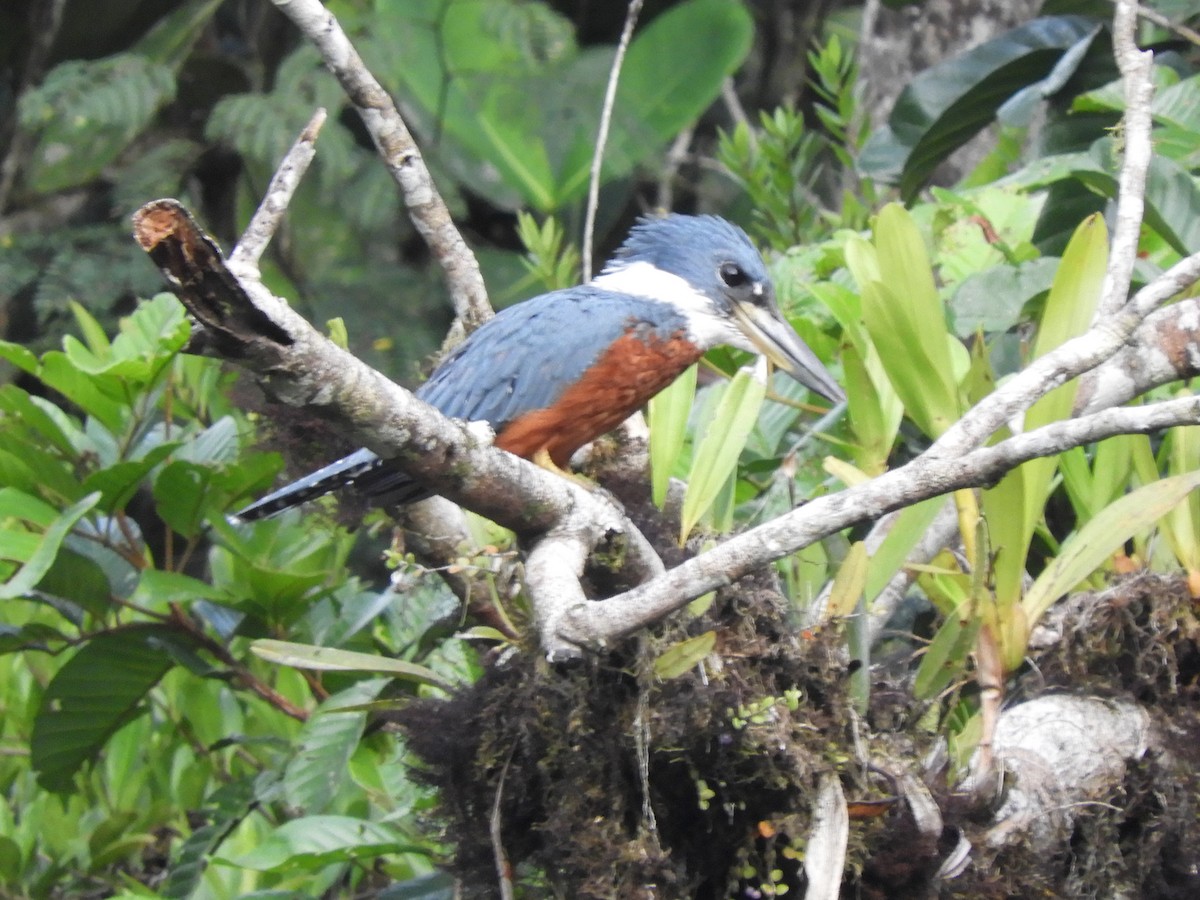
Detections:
398,568,879,898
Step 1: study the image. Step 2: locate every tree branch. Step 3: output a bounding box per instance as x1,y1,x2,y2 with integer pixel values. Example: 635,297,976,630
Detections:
558,387,1200,647
132,199,660,660
581,0,644,280
269,0,493,330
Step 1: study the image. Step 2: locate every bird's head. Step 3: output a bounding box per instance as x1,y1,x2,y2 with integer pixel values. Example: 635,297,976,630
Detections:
592,214,844,403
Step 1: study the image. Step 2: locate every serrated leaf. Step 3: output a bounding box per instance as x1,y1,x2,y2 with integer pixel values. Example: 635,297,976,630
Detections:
220,815,426,872
251,640,451,690
285,679,387,813
653,630,716,680
30,625,178,791
680,360,767,542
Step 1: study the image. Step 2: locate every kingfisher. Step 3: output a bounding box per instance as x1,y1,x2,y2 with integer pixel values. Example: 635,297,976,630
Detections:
234,214,843,521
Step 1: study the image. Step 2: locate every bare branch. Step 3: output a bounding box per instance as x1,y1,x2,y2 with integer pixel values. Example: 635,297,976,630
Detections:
269,0,493,329
230,108,327,268
581,0,644,280
132,200,660,660
1096,0,1155,319
1077,297,1200,413
559,391,1200,647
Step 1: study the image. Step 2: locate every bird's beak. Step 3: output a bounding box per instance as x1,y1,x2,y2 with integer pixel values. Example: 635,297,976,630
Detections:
730,297,845,404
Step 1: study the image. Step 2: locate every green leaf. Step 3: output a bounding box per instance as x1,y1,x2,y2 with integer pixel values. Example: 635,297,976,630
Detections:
860,15,1102,199
375,0,751,210
220,815,427,872
653,631,716,680
284,679,387,813
914,604,981,701
0,493,101,600
82,443,179,513
825,541,868,620
680,360,768,541
20,54,177,193
864,497,946,602
648,364,697,507
152,461,213,539
30,625,178,791
950,257,1060,337
859,205,962,438
251,640,451,690
1023,469,1200,623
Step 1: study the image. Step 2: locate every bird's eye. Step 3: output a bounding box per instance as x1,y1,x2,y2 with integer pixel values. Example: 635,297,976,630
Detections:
719,262,748,288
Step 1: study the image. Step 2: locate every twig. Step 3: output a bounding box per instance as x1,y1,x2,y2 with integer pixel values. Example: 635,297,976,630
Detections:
231,108,327,267
1096,0,1154,319
269,0,493,329
1132,1,1200,47
490,743,517,900
720,77,752,132
655,125,694,212
582,0,644,280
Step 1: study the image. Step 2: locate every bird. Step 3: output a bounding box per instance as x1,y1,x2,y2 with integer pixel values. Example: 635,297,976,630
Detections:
233,214,843,521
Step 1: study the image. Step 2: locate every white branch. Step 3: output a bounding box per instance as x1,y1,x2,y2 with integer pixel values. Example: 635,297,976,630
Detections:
581,0,644,280
559,391,1200,647
269,0,493,329
230,108,326,268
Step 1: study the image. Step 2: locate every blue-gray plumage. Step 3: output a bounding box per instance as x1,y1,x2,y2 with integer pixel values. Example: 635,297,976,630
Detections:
233,214,843,521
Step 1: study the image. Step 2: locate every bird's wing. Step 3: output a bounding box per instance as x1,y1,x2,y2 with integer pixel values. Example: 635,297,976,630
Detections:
417,287,678,427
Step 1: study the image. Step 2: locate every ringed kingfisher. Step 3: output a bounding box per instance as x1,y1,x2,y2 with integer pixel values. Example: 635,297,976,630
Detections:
234,214,843,521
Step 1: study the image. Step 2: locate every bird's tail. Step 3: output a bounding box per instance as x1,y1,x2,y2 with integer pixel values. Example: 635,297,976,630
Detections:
232,448,392,522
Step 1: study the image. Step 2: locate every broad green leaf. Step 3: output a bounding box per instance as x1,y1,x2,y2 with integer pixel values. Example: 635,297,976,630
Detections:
0,340,41,376
654,631,717,680
648,364,698,507
1016,141,1200,257
69,300,112,356
860,15,1101,199
251,639,451,690
950,257,1060,338
284,679,387,813
680,360,767,542
30,625,177,791
36,354,126,434
81,443,179,513
130,569,228,612
220,815,426,872
375,0,751,210
32,548,112,620
153,461,212,539
0,493,101,600
1023,469,1200,623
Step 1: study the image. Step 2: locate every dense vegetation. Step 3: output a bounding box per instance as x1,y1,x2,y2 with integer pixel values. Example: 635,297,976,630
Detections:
1,0,1199,897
